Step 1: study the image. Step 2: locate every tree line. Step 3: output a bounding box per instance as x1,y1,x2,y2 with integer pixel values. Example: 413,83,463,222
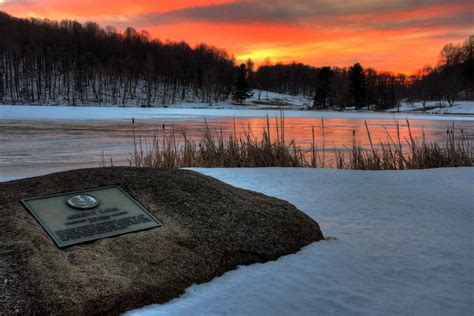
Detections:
0,12,472,110
254,35,473,110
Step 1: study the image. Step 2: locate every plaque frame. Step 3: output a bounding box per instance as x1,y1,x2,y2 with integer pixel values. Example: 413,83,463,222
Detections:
21,185,162,248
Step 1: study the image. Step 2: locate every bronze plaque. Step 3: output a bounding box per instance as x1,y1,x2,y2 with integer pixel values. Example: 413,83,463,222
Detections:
21,186,162,248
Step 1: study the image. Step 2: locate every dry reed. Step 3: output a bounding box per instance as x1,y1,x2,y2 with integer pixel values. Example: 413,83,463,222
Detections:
128,117,472,170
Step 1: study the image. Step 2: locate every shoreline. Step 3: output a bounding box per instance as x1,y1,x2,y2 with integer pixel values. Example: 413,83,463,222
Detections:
1,104,473,122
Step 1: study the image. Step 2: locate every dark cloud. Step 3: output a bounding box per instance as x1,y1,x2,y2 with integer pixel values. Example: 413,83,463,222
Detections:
138,1,303,25
0,0,36,5
374,12,474,30
129,0,472,27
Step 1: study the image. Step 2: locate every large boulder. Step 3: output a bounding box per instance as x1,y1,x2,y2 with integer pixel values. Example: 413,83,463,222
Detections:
0,167,324,315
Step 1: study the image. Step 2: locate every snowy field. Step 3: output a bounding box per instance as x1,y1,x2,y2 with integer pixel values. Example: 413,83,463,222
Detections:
388,101,474,115
122,168,474,316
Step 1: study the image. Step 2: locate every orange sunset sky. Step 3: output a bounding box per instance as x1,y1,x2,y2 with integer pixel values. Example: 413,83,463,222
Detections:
1,0,473,73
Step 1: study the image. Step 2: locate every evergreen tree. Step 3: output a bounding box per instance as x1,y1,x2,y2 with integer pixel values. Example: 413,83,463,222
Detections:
232,64,253,104
348,63,367,110
313,66,333,108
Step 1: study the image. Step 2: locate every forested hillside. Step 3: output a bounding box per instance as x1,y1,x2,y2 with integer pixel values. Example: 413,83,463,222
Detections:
0,12,235,106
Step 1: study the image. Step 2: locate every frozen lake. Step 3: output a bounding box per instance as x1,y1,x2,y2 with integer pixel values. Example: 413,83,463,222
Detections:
1,105,473,178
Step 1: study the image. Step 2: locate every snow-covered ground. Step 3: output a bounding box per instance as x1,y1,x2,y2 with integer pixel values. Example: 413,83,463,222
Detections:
2,90,474,115
170,90,311,110
1,168,472,314
122,168,473,316
388,101,474,115
0,90,311,111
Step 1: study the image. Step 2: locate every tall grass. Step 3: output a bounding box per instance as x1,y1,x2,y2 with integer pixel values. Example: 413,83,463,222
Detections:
128,117,472,170
339,121,472,170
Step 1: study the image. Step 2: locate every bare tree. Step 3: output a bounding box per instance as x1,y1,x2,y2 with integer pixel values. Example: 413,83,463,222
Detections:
411,66,432,111
331,67,348,110
444,70,463,107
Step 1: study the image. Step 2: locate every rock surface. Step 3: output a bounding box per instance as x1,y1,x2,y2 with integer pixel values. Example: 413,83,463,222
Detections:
0,167,324,315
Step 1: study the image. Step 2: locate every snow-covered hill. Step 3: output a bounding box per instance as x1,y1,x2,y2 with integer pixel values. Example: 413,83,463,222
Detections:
130,90,312,110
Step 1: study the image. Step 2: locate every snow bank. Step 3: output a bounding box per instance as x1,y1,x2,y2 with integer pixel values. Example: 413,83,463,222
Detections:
388,101,474,115
2,105,473,122
127,168,474,315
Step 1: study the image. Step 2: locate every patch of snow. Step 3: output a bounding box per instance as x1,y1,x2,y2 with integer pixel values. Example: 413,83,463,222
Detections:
127,167,474,316
0,176,23,182
388,101,474,115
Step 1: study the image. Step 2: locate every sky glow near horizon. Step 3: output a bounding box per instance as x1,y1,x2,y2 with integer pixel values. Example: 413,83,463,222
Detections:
1,0,473,73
